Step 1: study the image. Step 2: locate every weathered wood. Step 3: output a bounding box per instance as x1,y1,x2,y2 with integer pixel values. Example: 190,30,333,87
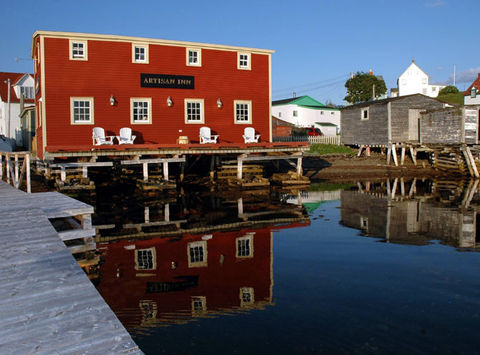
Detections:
466,146,479,178
400,147,406,165
391,144,398,166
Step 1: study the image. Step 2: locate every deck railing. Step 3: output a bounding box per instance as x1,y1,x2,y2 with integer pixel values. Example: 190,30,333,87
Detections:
273,136,341,145
0,151,31,193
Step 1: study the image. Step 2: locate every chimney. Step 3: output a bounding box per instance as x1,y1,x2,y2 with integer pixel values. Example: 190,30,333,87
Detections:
293,92,296,98
412,58,415,63
369,69,373,76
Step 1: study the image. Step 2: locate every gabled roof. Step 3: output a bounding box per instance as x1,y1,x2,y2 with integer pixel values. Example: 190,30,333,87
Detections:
341,93,446,110
0,72,34,103
273,95,325,107
464,74,480,96
398,59,429,80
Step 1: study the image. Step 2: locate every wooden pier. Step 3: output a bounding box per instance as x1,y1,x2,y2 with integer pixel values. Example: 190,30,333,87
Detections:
0,181,142,354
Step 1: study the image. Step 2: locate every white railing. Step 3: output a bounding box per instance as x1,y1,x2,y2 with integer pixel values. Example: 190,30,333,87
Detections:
0,151,31,193
308,136,341,145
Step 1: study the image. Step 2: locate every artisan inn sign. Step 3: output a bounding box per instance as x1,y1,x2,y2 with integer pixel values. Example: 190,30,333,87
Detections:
141,73,194,89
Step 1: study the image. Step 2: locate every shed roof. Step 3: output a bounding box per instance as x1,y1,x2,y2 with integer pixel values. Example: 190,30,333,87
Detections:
341,93,446,110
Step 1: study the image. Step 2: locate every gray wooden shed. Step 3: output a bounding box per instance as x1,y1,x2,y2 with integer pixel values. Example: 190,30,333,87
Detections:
341,94,445,146
420,105,480,145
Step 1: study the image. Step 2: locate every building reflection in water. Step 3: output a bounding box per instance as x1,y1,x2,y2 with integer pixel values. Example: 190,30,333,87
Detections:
92,189,310,335
340,178,480,250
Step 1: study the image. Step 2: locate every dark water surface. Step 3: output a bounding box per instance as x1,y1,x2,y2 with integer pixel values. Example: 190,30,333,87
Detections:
87,179,480,354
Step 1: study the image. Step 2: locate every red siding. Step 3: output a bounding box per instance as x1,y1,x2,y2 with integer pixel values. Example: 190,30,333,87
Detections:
39,36,271,155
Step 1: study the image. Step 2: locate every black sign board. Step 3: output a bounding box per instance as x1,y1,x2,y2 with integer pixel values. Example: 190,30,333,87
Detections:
141,73,194,89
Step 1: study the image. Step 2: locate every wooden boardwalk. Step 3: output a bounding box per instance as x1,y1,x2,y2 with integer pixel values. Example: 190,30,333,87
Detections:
0,182,142,354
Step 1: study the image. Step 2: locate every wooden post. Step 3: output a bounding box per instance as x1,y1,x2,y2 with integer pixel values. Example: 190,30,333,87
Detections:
163,161,169,181
410,146,417,165
26,153,31,193
466,147,479,178
357,145,364,157
144,207,150,223
366,146,370,157
209,155,215,181
387,146,392,165
391,178,398,199
400,178,405,196
237,158,243,180
462,149,474,177
6,155,10,184
297,156,303,176
408,178,417,197
82,166,88,178
392,144,398,167
400,147,406,165
386,179,391,196
14,153,19,184
60,167,66,182
180,162,185,182
164,203,170,222
0,154,3,179
143,162,148,181
237,198,244,216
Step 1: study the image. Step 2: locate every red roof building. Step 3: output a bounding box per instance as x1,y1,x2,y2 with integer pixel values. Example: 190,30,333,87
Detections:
31,31,274,159
464,73,480,105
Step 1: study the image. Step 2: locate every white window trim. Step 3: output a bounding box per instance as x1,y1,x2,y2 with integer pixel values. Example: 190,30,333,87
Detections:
191,296,207,314
184,99,205,124
186,48,202,67
70,97,94,125
187,240,208,267
132,43,149,64
234,100,252,124
239,287,255,307
69,39,88,61
135,247,156,271
130,98,152,124
236,234,254,258
237,52,251,70
361,107,369,120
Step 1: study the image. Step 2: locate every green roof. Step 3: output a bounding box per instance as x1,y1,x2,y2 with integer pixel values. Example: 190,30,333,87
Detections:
272,95,325,107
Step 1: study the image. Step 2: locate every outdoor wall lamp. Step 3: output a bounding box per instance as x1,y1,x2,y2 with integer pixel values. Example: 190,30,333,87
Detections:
167,96,173,107
217,98,222,108
109,95,116,106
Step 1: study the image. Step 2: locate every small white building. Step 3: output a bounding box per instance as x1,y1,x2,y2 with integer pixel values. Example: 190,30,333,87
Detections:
272,95,340,136
396,60,445,98
0,72,35,146
464,73,480,105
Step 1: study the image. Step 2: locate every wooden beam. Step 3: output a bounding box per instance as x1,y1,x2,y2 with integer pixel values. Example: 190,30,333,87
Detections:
387,146,391,165
297,157,303,176
143,162,148,181
400,147,406,165
466,146,479,178
357,145,364,157
409,146,417,165
163,161,169,181
392,144,398,167
26,153,31,193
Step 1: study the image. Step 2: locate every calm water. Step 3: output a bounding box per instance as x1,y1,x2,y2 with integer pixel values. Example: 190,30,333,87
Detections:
85,179,480,354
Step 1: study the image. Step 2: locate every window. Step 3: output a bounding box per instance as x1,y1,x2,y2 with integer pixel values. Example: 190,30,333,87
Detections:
320,111,324,115
135,248,156,270
234,100,252,124
293,110,298,117
132,44,149,63
188,241,207,267
69,40,87,60
184,99,205,124
331,111,334,115
239,287,254,307
130,98,152,124
236,234,254,258
278,112,282,117
471,88,477,98
139,300,157,323
186,48,201,66
360,216,368,231
20,86,34,99
191,296,207,314
238,52,251,70
361,107,369,120
432,87,437,92
70,97,94,124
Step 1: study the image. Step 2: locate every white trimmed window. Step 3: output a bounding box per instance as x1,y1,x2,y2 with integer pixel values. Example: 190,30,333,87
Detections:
186,48,201,67
234,100,252,124
293,110,298,117
70,97,94,124
239,287,255,307
185,99,205,124
188,241,207,267
238,52,251,70
361,107,369,120
236,234,254,258
69,40,88,60
191,296,207,314
471,88,477,98
131,98,152,124
135,248,156,270
20,86,34,99
132,44,149,63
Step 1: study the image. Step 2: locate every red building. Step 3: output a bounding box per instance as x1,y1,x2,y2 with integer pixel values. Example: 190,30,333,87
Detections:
31,31,274,159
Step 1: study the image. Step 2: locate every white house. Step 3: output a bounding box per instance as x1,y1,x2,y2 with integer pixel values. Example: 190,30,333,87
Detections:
395,60,445,98
0,72,35,146
272,95,340,136
464,74,480,105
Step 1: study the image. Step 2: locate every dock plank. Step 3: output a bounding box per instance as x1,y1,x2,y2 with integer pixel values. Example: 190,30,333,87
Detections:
0,181,142,354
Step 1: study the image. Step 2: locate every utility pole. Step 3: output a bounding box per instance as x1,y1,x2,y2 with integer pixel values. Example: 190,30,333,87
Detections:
4,79,11,137
372,84,376,100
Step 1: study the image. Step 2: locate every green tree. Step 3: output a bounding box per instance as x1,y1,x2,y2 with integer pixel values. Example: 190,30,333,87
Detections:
438,85,459,95
344,72,387,104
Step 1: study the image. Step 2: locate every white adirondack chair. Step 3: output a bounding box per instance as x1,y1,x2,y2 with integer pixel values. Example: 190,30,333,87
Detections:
199,126,218,144
116,127,136,144
92,127,114,145
243,127,260,143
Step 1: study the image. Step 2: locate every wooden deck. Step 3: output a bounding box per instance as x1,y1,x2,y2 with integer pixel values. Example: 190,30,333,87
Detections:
0,182,142,354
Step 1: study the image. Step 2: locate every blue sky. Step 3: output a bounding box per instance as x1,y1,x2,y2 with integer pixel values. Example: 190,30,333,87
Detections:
1,0,478,104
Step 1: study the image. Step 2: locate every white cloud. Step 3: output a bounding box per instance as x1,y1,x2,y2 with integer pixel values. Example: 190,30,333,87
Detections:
425,0,446,8
446,67,480,85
